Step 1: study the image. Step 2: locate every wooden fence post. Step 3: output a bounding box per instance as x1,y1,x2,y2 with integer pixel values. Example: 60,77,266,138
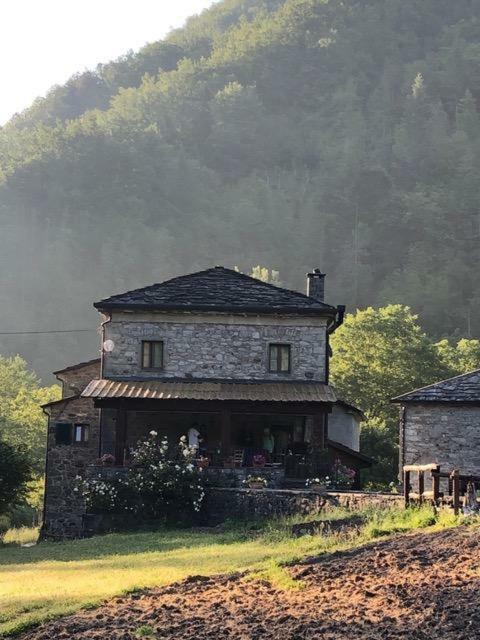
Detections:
418,470,425,503
451,469,460,515
431,465,440,503
404,468,411,506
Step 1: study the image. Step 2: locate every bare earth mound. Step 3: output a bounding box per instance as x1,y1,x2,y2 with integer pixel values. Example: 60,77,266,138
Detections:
20,525,480,640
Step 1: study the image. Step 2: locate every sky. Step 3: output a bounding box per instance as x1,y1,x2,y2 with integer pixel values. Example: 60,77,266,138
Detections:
0,0,217,125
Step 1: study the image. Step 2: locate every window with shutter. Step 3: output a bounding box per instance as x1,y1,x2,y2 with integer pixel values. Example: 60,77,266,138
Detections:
54,422,73,446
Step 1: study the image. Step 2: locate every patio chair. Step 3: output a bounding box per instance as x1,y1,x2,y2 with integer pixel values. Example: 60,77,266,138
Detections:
233,449,245,468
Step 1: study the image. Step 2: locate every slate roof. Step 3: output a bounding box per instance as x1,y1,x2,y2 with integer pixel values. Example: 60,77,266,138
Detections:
391,369,480,403
82,379,337,403
94,266,336,316
52,358,100,376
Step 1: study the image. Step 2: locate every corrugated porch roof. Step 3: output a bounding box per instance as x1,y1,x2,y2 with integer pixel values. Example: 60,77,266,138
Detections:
81,379,337,403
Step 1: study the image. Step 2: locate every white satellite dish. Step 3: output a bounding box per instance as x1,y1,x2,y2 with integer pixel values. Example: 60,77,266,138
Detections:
103,339,115,353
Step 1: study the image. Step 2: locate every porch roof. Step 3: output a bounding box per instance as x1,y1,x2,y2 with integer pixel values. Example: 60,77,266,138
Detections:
81,378,337,403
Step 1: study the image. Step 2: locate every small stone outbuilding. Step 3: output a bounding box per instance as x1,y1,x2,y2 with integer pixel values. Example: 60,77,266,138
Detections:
392,369,480,477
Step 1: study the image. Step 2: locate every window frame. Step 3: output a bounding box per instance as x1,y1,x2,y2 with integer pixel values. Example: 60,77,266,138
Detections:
268,343,292,374
73,423,90,444
141,340,164,370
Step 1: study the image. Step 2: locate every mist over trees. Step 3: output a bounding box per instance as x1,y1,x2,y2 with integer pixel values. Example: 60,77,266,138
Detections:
2,0,480,378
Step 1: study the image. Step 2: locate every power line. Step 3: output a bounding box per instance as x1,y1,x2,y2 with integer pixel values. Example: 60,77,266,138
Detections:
0,329,95,336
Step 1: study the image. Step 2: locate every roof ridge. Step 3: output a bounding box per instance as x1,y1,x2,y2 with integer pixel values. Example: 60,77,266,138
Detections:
94,265,337,313
392,367,480,401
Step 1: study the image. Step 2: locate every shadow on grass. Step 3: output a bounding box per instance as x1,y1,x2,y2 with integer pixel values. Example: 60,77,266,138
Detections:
0,527,251,567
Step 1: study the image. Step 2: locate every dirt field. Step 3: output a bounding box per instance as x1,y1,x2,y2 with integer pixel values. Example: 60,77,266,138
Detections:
19,525,480,640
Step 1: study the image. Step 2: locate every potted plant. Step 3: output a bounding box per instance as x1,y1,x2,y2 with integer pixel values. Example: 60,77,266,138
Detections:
196,456,210,470
98,453,115,467
305,476,331,494
244,475,268,490
252,454,266,468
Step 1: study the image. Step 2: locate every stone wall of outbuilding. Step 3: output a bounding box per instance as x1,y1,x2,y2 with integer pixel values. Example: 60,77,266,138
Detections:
41,396,99,540
402,403,480,476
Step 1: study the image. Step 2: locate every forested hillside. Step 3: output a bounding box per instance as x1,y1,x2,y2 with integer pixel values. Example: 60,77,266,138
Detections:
2,0,480,378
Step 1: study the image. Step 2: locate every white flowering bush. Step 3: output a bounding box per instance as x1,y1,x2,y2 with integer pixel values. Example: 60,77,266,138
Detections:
76,432,205,523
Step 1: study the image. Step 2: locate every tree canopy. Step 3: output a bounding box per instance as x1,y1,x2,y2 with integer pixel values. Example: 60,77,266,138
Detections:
330,305,480,483
2,0,480,377
0,356,60,471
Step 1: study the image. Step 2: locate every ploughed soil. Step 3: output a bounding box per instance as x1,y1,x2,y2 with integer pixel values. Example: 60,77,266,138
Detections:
20,525,480,640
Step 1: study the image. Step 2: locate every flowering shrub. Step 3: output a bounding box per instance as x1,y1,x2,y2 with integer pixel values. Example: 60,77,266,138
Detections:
305,476,331,489
76,432,205,523
331,459,356,489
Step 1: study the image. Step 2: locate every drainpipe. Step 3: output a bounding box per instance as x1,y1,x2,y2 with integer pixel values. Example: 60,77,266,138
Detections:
98,310,111,458
40,406,51,539
325,305,346,384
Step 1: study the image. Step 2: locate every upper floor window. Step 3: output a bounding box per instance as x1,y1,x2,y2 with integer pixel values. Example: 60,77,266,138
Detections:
142,340,164,370
269,343,291,373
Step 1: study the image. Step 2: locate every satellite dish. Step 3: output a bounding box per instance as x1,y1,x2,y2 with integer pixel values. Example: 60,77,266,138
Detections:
103,339,115,353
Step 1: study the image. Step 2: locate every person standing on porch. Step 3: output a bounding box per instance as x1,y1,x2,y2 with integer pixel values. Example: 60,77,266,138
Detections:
263,428,275,462
188,424,202,453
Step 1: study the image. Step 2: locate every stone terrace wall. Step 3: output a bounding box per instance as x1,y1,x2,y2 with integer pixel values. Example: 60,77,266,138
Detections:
201,488,402,525
403,403,480,476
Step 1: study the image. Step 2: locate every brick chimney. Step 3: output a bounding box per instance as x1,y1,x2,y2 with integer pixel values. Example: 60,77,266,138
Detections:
306,269,325,302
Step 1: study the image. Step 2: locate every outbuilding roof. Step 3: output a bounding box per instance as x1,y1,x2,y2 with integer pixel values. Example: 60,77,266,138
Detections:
94,266,336,316
52,358,100,376
391,369,480,403
82,378,337,403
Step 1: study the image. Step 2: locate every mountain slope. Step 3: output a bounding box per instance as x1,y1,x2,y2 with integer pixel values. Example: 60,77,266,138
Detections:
2,0,480,377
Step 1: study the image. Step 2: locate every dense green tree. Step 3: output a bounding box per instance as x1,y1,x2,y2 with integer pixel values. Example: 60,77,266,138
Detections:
0,440,32,516
0,356,60,471
330,305,451,483
2,0,480,380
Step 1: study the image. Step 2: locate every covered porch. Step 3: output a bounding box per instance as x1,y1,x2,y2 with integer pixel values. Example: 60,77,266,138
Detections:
82,379,336,482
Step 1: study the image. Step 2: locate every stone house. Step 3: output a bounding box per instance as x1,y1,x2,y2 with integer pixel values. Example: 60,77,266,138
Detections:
392,369,480,477
41,266,371,539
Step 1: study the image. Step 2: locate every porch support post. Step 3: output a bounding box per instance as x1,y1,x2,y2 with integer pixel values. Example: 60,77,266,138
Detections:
115,405,127,466
220,408,231,456
309,411,327,476
310,412,326,451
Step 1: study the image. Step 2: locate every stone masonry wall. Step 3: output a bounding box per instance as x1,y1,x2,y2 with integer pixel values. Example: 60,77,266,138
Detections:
103,312,327,381
202,488,403,525
56,360,100,398
41,395,99,540
81,488,402,535
403,403,480,476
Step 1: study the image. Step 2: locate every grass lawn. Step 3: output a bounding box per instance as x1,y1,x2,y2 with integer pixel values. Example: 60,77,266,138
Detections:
0,507,461,637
